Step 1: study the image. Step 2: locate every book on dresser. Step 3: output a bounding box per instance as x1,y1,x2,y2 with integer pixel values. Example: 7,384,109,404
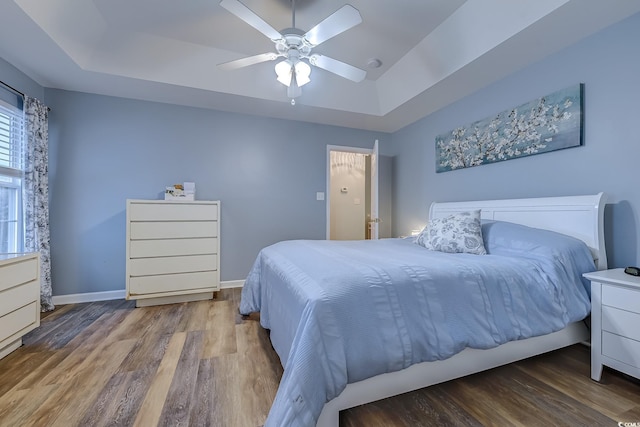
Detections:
125,199,220,307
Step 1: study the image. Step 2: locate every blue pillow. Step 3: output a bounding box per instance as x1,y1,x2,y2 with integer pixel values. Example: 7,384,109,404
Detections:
481,220,596,294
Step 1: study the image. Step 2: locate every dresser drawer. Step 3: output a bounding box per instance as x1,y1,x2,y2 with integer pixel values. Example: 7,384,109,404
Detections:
602,331,640,369
129,254,217,277
129,202,218,221
130,221,218,240
0,280,38,315
130,271,219,295
130,237,218,258
602,305,640,342
0,302,38,344
0,257,38,293
602,284,640,313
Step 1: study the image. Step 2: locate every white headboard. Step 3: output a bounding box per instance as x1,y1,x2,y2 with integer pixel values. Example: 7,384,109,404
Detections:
429,193,607,270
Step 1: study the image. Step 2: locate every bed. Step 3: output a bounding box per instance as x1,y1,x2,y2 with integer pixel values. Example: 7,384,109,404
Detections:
240,193,607,427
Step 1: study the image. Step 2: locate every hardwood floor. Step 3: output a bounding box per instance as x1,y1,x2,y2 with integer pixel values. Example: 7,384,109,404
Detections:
0,289,638,426
0,290,282,427
341,346,640,427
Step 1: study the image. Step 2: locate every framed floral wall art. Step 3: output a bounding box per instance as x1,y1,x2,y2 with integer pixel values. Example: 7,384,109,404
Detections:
436,83,584,173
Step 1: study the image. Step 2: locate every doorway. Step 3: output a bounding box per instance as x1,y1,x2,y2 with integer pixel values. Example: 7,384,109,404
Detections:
326,142,379,240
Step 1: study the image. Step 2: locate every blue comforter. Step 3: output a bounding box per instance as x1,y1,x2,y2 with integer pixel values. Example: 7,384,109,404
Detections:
240,221,595,427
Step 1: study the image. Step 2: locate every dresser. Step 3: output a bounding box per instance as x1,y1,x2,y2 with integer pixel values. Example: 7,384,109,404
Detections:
0,253,40,359
126,199,220,307
583,268,640,382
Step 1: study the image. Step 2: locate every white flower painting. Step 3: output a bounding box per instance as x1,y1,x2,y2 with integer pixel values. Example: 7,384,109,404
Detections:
436,84,583,172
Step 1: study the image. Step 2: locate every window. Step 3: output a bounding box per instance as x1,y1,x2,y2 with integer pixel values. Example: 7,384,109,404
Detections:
0,99,24,253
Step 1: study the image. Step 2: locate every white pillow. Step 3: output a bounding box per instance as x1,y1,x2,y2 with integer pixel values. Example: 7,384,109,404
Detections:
415,210,487,255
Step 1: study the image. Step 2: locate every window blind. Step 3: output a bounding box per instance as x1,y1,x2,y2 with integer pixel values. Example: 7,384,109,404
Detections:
0,101,24,177
0,99,24,253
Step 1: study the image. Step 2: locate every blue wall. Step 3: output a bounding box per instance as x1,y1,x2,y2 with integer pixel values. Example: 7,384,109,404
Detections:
390,12,640,269
3,11,640,296
0,57,44,101
44,89,389,295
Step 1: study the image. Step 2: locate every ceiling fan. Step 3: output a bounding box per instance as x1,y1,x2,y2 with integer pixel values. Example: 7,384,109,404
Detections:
218,0,367,104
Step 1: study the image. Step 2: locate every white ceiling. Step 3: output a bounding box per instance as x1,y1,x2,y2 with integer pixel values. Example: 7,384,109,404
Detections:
1,0,639,132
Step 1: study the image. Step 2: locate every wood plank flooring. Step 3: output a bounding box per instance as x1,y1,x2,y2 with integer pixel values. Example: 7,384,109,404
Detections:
0,288,638,426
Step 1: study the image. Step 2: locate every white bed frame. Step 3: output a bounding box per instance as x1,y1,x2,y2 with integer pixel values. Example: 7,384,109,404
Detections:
316,192,607,427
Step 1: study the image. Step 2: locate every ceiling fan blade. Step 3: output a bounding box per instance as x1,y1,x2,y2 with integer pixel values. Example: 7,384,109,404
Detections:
309,54,366,82
220,0,282,41
304,5,362,47
218,52,278,70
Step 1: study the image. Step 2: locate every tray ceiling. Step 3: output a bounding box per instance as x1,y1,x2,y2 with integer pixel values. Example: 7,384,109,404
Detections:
1,0,639,132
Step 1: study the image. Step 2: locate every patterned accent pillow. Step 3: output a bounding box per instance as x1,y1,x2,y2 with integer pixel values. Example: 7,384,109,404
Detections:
415,210,487,255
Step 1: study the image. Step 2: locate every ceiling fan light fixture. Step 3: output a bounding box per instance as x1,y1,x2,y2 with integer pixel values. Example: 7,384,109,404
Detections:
275,58,311,90
219,0,367,105
275,60,293,87
295,60,311,87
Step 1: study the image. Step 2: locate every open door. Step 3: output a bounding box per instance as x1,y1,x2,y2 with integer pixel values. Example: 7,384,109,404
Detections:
326,141,379,240
369,140,379,239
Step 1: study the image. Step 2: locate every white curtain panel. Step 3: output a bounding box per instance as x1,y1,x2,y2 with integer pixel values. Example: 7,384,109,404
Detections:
24,96,53,312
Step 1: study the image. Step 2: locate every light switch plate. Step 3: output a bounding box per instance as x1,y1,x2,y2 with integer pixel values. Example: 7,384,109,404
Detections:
316,192,325,201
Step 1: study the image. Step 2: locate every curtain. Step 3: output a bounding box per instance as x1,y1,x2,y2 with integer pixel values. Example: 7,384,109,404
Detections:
24,96,54,312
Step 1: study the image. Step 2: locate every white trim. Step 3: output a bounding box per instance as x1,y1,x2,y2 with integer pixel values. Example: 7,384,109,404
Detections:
221,280,244,289
51,279,245,305
52,289,126,305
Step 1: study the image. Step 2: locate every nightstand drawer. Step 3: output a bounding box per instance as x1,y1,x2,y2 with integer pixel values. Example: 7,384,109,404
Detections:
602,284,640,313
0,302,38,344
0,257,38,293
602,305,640,342
602,331,640,369
0,280,38,315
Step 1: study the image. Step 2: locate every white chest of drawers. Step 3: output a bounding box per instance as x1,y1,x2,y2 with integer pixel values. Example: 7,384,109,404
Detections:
0,253,40,359
583,268,640,382
126,199,220,307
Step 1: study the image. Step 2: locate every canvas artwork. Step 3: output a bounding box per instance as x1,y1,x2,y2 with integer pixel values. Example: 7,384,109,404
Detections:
436,84,584,173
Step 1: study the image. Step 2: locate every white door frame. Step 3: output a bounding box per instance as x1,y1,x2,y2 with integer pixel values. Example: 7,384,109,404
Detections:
326,144,376,240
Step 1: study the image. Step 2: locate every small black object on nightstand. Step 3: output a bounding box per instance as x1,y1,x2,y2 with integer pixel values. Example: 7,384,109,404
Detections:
624,266,640,276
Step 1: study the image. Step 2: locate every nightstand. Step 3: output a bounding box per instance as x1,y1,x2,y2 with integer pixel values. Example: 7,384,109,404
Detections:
583,269,640,382
0,253,40,359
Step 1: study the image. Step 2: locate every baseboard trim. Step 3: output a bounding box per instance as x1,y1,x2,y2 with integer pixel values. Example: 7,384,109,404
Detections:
52,290,126,305
220,280,245,289
52,280,245,305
